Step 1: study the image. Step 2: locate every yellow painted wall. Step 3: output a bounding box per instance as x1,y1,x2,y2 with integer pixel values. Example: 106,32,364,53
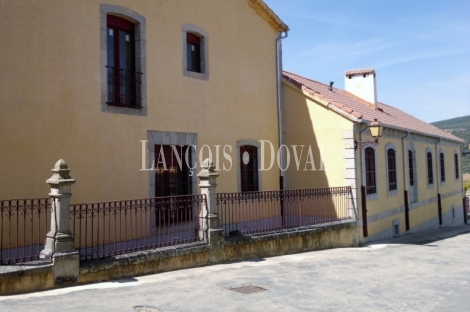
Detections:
283,83,353,189
359,130,464,238
0,0,280,203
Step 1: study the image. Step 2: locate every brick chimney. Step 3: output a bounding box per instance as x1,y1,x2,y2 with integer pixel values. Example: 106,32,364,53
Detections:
345,68,377,109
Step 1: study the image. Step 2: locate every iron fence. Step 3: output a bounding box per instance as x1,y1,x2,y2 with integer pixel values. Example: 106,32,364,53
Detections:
70,194,207,261
217,187,352,236
0,198,51,265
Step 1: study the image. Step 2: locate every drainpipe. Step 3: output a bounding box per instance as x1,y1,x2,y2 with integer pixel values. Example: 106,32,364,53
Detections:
276,30,288,190
435,137,442,225
461,144,467,224
401,131,410,231
358,122,369,237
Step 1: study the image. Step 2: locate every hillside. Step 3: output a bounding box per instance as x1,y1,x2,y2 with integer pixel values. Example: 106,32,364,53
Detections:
431,115,470,174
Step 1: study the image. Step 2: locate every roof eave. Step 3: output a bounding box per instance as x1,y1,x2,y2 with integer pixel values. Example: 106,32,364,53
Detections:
246,0,289,32
355,121,465,144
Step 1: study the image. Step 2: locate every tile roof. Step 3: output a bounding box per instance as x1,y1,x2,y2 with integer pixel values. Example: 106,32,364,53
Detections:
345,68,375,76
246,0,289,32
283,70,464,143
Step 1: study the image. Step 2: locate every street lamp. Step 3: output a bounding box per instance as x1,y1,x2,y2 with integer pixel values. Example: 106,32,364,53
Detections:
355,119,384,150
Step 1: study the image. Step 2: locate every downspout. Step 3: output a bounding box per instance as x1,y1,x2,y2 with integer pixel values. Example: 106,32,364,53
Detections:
401,131,410,231
276,30,288,190
358,123,369,237
435,137,442,225
461,144,467,224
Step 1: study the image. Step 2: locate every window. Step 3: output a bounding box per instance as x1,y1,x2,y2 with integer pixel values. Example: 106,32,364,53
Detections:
154,145,192,197
386,148,397,191
100,4,146,116
454,152,460,180
408,150,415,187
427,151,433,185
182,24,209,80
240,145,259,192
186,33,201,73
440,152,445,182
106,15,141,108
408,148,418,203
365,147,376,195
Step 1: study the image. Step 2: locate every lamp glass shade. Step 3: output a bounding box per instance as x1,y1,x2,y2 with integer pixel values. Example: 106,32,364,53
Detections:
370,123,383,138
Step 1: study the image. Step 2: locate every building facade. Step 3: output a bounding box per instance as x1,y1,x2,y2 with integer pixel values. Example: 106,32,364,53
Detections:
0,0,288,203
283,69,466,243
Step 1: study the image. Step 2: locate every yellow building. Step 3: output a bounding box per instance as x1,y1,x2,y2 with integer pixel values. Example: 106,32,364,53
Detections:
283,69,466,243
0,0,288,203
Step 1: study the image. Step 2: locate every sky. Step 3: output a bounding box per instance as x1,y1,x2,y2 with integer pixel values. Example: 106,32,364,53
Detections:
264,0,470,123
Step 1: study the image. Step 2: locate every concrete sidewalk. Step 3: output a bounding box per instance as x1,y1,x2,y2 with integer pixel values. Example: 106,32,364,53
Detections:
1,224,470,311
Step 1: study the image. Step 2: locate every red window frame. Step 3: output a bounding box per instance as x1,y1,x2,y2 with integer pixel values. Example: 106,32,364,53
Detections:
186,33,201,73
106,15,141,108
365,147,376,195
240,145,259,192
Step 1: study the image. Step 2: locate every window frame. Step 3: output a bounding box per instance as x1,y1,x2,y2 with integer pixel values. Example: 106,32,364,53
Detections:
100,4,147,116
363,146,377,199
154,145,193,198
426,148,434,187
439,150,446,184
236,139,262,192
454,151,460,181
106,15,140,108
385,143,398,196
186,33,201,73
182,24,209,80
407,142,418,204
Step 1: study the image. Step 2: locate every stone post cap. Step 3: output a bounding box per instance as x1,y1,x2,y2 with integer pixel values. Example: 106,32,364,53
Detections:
46,159,75,185
466,190,470,197
197,158,219,178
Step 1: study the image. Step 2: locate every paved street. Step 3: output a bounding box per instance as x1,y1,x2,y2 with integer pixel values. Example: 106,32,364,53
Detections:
1,225,470,311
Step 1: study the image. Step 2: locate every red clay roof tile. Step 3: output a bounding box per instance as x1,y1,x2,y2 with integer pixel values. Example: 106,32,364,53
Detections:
283,70,464,143
345,68,375,76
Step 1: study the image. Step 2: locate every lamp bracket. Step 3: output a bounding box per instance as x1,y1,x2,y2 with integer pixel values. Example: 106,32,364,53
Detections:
354,139,379,150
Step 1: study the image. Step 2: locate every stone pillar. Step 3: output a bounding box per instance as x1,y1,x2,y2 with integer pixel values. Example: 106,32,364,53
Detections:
197,159,225,263
40,159,79,284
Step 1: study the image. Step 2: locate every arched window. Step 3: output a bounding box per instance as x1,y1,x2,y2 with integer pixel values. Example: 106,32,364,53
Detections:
454,152,460,180
386,147,397,191
440,152,445,182
365,147,376,195
408,150,415,186
407,146,418,203
240,145,259,192
426,151,433,185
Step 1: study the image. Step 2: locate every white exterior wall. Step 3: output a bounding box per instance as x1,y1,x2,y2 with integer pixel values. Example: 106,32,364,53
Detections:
344,74,377,104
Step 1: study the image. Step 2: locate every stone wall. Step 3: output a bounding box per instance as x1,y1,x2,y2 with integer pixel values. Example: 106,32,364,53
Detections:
0,220,357,295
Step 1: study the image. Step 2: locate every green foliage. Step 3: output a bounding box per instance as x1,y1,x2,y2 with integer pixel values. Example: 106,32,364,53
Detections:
465,180,470,192
431,115,470,174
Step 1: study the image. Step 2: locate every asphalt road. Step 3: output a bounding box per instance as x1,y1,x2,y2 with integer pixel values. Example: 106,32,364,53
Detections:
1,225,470,312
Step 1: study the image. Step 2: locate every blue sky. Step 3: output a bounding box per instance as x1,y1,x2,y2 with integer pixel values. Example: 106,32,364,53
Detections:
264,0,470,123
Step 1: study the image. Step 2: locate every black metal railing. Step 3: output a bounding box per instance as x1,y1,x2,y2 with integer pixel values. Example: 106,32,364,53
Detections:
0,198,51,265
106,66,142,108
70,194,207,261
216,187,352,236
